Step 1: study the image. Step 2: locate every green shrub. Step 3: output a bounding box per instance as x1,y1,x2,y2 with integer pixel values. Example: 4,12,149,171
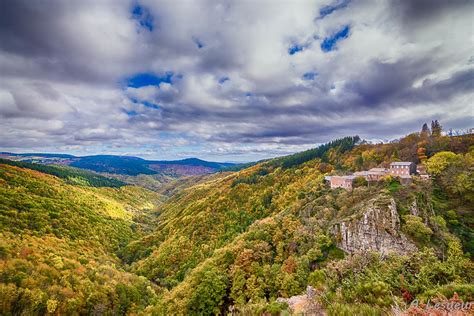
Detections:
327,303,383,316
308,270,325,287
403,215,433,243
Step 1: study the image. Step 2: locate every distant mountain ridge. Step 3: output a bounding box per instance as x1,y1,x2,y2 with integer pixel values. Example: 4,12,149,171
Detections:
0,152,236,176
152,157,234,169
0,152,76,158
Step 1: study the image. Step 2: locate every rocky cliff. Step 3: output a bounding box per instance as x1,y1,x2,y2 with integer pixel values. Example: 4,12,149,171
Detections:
276,286,325,315
331,197,417,255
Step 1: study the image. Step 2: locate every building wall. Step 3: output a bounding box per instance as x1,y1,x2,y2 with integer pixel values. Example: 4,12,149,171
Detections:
327,163,415,191
367,173,386,181
330,177,353,190
399,176,413,185
389,163,415,176
390,165,409,175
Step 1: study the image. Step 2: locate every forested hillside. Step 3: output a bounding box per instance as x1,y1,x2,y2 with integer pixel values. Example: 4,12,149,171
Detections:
0,164,164,314
122,130,473,314
0,158,126,187
1,126,473,315
0,153,235,178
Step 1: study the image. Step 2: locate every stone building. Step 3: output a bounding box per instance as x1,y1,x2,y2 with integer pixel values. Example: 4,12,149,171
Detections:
354,167,388,181
389,161,416,176
416,165,430,180
326,161,417,191
329,175,356,190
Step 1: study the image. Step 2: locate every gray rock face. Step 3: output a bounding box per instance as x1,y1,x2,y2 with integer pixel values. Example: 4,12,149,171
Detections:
332,198,417,255
410,200,419,216
276,286,325,315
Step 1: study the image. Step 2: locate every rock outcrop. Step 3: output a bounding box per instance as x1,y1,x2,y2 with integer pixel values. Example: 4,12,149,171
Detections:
276,286,326,315
331,197,417,255
410,200,419,216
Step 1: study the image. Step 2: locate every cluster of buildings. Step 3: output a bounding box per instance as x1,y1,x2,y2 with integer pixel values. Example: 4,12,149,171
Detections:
325,161,425,190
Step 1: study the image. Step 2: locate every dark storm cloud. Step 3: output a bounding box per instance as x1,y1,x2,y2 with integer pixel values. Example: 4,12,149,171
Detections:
347,60,474,110
0,1,60,57
412,68,474,102
343,58,432,108
391,0,473,24
0,0,148,83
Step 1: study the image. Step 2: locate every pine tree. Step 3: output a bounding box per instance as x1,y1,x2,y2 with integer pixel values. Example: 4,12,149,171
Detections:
431,120,442,137
420,123,431,138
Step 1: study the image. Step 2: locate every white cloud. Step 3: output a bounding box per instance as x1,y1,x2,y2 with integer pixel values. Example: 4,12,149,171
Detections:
0,0,472,161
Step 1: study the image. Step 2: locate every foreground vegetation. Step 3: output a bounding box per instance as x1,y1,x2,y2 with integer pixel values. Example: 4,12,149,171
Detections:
0,123,473,315
0,165,164,314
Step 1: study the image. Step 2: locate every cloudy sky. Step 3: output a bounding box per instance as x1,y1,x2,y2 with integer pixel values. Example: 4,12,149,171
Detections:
0,0,473,162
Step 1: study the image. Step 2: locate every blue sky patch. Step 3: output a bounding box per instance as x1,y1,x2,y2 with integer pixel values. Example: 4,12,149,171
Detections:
319,0,350,19
193,36,204,49
218,76,229,84
288,44,306,55
123,109,138,116
321,25,350,52
142,101,160,110
127,72,173,88
302,72,317,80
132,4,154,31
130,98,160,110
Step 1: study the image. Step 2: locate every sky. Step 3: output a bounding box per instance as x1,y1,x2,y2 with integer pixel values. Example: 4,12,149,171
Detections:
0,0,473,162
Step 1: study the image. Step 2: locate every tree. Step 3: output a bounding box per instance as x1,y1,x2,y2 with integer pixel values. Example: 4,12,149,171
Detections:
403,215,433,243
436,153,473,203
417,147,428,162
431,120,442,137
187,266,229,315
450,172,472,202
421,123,431,138
425,151,461,176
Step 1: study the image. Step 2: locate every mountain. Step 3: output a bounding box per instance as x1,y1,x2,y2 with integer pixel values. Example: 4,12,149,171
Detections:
0,152,237,177
69,155,156,175
1,129,473,315
0,158,127,187
151,157,234,169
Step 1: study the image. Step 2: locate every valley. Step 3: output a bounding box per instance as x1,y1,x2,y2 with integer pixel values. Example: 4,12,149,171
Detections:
0,128,473,315
2,1,472,314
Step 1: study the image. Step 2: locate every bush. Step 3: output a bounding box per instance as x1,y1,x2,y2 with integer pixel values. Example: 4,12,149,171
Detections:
308,270,325,287
425,151,461,176
403,215,433,243
260,301,289,315
327,303,383,316
353,176,368,188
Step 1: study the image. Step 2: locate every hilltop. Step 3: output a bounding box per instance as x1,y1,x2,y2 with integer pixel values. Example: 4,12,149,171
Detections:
0,125,473,315
0,153,238,192
0,152,235,177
